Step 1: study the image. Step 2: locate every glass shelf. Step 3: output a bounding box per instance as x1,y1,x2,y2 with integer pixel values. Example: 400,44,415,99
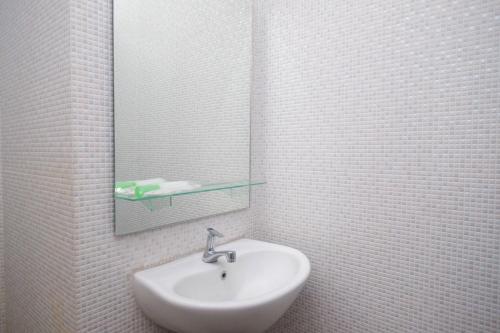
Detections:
115,180,265,211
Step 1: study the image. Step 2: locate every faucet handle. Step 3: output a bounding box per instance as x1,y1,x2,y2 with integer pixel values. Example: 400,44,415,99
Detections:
207,228,224,238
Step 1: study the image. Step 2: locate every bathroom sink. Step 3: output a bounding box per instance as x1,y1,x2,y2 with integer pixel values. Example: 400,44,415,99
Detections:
133,239,310,333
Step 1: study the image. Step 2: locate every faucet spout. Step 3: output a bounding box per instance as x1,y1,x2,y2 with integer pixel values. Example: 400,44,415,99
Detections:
202,228,237,263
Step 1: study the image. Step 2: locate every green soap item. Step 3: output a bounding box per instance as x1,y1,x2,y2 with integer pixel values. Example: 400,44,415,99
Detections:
115,181,136,189
135,184,161,198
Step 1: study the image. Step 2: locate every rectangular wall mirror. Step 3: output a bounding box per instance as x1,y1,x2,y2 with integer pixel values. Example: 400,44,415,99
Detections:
114,0,254,235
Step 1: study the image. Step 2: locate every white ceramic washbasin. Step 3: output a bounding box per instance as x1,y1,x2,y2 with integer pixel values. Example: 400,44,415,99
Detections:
133,239,310,333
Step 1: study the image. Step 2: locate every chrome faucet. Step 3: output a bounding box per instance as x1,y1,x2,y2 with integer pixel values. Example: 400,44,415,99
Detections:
202,228,236,263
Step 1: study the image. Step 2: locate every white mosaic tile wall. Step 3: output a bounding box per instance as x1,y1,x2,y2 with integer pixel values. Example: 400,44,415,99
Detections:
0,0,77,332
1,0,498,332
0,117,5,331
253,1,500,332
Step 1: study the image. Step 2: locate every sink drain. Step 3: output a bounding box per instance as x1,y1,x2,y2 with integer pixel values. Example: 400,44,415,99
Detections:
221,271,227,280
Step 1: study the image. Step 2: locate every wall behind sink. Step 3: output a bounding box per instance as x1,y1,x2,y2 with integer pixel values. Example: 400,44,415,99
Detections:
70,0,263,332
253,1,499,333
73,1,499,333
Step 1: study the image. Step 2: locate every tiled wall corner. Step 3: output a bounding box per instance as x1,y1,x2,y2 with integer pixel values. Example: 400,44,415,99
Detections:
0,0,78,332
253,1,500,332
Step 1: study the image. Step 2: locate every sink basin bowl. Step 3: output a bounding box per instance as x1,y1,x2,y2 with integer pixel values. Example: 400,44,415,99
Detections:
133,239,310,333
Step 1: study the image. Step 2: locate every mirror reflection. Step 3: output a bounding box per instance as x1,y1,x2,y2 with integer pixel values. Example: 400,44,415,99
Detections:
114,0,252,235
